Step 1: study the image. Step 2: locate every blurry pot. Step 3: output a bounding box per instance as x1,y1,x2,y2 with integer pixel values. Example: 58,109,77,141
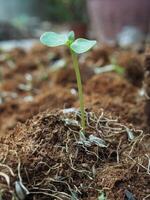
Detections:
87,0,150,43
70,23,87,38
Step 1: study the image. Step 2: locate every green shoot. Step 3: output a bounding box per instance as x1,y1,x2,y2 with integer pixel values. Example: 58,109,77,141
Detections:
40,31,96,131
98,191,107,200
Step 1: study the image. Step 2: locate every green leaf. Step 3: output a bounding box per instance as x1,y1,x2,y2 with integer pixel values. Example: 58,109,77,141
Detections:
71,38,96,54
68,31,75,42
113,65,125,75
98,192,107,200
40,32,68,47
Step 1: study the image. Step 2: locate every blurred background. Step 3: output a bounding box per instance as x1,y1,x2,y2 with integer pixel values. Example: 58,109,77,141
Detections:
0,0,150,49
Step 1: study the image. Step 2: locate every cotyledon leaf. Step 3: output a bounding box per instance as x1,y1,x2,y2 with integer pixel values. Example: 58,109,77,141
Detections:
40,32,68,47
71,38,97,54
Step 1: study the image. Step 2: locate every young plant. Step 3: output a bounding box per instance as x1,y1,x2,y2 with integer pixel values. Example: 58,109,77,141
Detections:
40,31,96,131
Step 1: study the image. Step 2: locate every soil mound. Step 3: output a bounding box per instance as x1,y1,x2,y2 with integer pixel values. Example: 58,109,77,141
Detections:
0,110,149,199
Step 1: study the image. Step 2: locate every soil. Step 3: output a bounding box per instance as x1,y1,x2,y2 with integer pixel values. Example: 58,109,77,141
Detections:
0,44,149,199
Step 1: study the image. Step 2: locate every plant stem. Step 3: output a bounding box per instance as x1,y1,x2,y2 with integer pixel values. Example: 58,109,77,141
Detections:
70,49,86,131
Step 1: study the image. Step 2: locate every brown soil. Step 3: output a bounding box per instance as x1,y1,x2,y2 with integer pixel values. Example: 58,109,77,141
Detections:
0,44,149,199
0,86,76,136
143,52,150,125
53,64,94,86
0,110,149,199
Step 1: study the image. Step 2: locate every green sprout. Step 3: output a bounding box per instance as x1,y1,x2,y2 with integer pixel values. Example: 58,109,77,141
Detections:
40,31,96,131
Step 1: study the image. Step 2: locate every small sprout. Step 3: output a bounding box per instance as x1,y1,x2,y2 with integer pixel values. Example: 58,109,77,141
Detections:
40,31,96,132
98,191,107,200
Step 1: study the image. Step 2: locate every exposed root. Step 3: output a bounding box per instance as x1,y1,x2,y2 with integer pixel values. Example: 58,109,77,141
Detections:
0,109,149,199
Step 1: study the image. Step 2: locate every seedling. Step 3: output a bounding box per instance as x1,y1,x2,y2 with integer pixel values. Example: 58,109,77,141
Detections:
40,31,96,131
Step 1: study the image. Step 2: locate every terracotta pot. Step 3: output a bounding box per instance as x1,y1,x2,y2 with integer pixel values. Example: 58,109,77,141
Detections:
87,0,150,42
